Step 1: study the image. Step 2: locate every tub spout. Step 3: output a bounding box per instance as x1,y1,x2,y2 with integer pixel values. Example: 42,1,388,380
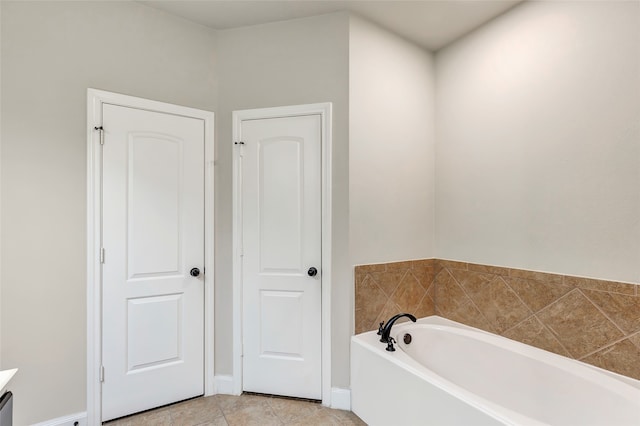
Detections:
380,313,417,344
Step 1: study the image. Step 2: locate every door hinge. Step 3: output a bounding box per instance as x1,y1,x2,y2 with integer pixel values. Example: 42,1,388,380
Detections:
234,141,245,145
94,126,104,145
99,365,105,382
100,247,105,264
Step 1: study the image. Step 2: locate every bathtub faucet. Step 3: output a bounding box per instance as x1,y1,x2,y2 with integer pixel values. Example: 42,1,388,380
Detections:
379,313,417,347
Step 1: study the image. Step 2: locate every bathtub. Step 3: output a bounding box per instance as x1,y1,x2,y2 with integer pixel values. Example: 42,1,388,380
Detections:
351,316,640,426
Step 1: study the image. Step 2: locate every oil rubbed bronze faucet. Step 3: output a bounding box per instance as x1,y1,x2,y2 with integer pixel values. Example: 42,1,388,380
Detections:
378,313,417,351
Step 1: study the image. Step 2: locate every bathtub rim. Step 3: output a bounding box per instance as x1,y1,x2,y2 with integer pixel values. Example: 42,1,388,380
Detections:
352,321,541,425
396,316,640,392
352,315,640,426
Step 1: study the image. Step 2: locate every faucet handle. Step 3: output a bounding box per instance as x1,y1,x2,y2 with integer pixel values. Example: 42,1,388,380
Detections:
376,321,384,335
385,337,396,352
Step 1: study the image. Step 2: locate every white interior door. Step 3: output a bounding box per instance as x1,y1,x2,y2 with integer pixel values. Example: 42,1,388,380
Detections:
240,114,322,399
101,104,205,421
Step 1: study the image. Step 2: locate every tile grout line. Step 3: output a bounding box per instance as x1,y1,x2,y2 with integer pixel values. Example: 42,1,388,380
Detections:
367,269,410,330
577,287,629,337
531,288,587,358
491,275,534,333
381,269,410,299
495,279,574,357
401,269,426,313
445,267,496,333
577,331,633,361
499,275,535,325
265,396,320,425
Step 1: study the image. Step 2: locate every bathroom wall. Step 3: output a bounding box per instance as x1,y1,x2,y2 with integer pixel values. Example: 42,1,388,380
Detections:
0,2,217,424
354,0,640,384
216,12,351,387
435,0,640,283
349,15,436,266
355,259,640,380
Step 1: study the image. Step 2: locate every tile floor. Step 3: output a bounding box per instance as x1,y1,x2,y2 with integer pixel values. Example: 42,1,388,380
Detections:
105,393,367,425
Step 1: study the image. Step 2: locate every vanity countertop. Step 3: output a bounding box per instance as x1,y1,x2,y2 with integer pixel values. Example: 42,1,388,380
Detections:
0,369,17,393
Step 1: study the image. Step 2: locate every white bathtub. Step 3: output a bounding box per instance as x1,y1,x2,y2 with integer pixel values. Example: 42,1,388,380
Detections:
351,316,640,426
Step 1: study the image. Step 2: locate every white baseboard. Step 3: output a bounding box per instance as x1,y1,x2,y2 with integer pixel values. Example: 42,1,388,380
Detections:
31,412,87,426
330,387,351,411
214,375,236,395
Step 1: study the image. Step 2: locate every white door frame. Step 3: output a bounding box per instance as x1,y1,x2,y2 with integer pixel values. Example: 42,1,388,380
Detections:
86,89,215,425
232,103,332,405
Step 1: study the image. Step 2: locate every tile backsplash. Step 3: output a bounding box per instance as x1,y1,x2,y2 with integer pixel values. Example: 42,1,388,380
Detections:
354,259,640,380
354,259,436,335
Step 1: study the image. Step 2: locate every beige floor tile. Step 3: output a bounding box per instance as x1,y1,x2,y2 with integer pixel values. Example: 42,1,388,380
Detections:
170,395,223,426
103,394,366,426
223,402,282,426
286,410,342,426
128,407,173,426
170,406,224,426
197,417,229,426
285,408,367,426
214,393,272,414
319,407,367,425
267,397,323,423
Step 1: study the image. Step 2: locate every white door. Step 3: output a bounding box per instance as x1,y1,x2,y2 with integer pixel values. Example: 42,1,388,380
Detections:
240,114,322,399
101,104,205,421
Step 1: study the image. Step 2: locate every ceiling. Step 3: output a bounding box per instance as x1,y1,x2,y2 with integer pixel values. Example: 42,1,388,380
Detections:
141,0,524,51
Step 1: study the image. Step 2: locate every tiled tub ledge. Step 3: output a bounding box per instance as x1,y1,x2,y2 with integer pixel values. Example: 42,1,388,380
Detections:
354,259,640,381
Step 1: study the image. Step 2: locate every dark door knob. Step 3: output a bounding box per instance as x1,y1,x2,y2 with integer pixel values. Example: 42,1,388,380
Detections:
190,267,200,277
307,267,318,277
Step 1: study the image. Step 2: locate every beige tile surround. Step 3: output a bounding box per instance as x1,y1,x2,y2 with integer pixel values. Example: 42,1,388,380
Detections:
354,259,640,381
355,259,436,335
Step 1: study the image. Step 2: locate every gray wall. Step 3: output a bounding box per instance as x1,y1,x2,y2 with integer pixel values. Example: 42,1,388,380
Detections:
435,1,640,283
0,2,217,423
349,15,436,266
215,12,351,386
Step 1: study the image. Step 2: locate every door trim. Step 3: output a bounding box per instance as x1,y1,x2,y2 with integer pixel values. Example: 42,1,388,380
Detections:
231,103,332,405
86,89,215,425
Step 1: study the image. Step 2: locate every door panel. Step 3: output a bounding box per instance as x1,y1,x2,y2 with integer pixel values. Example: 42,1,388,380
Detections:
127,294,182,371
260,290,304,358
128,134,182,277
241,114,322,399
102,104,204,421
259,137,304,272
